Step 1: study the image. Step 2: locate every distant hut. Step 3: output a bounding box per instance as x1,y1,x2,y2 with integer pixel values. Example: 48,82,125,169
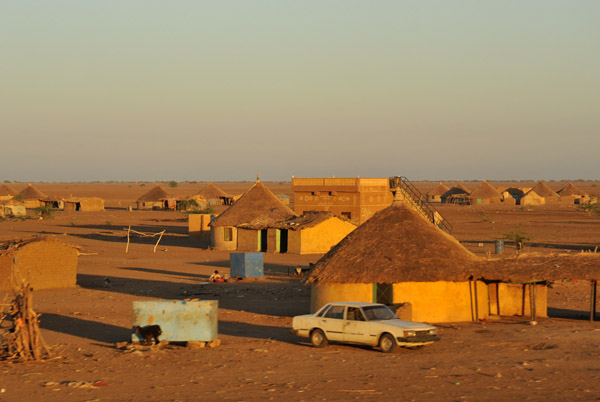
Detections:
442,183,471,205
0,199,26,217
209,180,296,251
520,190,545,206
0,184,19,201
136,185,170,210
19,184,48,209
195,183,233,206
253,211,356,254
63,197,105,212
0,237,80,291
527,181,560,205
557,182,589,205
308,202,548,323
427,182,450,203
468,180,502,205
502,187,526,205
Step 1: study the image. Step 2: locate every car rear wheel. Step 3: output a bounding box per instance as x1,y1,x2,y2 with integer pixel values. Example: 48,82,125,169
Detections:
310,329,328,348
379,333,397,353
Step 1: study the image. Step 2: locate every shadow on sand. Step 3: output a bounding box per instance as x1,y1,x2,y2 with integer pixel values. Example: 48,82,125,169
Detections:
39,313,131,343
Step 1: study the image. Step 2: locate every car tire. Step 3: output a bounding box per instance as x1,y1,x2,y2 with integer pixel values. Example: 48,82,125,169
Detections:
379,333,397,353
310,329,328,348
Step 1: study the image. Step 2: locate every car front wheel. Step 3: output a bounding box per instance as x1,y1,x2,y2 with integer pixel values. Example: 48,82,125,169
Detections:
379,333,397,353
310,329,328,348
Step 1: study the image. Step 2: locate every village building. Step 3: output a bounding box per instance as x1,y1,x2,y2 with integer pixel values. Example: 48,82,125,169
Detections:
194,183,233,206
520,190,546,206
0,184,19,201
292,177,394,225
441,183,471,205
63,197,105,212
468,180,503,205
136,185,172,210
527,181,561,205
307,201,548,323
209,180,296,251
501,187,526,205
18,184,48,209
557,182,589,205
0,199,26,218
426,182,450,203
0,237,80,291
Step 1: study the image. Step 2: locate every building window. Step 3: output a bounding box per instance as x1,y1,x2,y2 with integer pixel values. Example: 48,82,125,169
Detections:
341,212,351,220
224,227,233,242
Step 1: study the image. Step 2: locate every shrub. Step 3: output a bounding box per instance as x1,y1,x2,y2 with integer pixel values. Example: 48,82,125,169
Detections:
33,206,55,219
169,181,178,188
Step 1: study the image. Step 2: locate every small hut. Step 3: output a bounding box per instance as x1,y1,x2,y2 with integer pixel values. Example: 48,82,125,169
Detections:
0,184,19,201
63,197,105,212
195,183,233,206
427,182,451,203
18,184,48,209
136,185,171,210
209,180,296,251
468,180,503,205
528,181,560,205
0,237,80,291
0,199,26,217
520,190,545,206
442,183,471,205
558,182,589,205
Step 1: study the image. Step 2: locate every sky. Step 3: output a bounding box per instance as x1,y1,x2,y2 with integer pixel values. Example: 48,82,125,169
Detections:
1,1,599,182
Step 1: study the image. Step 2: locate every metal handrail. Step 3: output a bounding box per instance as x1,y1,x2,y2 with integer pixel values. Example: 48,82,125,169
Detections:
389,176,453,234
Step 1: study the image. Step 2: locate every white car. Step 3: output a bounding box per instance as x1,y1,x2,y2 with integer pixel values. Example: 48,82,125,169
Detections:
291,302,440,353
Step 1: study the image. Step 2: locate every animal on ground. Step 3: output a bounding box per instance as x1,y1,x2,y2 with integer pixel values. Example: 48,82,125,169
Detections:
135,325,162,344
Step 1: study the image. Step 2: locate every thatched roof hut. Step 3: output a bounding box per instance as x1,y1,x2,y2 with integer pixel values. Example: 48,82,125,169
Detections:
469,180,502,204
529,181,559,198
308,202,480,285
136,185,170,203
196,183,231,200
0,184,19,198
427,182,451,197
558,182,588,197
210,180,296,229
19,184,47,200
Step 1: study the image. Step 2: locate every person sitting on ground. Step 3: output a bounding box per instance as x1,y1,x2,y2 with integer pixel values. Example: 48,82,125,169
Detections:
209,270,222,282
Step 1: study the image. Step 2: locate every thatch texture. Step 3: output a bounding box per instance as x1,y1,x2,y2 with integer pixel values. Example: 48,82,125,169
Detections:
558,182,588,197
469,180,501,199
477,253,600,282
443,182,470,197
19,184,47,200
307,202,481,284
262,211,354,231
428,182,451,197
529,181,559,198
136,185,170,202
0,184,18,197
196,183,231,200
209,181,296,228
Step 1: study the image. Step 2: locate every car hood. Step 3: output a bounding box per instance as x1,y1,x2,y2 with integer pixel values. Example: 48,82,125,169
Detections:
372,319,435,330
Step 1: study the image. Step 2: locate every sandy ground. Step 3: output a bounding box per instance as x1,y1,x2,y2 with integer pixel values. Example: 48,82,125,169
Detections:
1,182,600,401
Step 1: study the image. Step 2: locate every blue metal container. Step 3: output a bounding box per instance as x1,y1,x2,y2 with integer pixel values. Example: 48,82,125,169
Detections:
495,240,504,254
132,300,218,342
230,252,264,278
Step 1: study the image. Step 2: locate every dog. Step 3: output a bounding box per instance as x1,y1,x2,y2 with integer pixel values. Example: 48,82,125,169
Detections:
135,325,162,345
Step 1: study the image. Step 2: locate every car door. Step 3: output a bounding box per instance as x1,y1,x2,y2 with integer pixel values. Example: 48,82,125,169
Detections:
343,307,376,345
319,304,345,342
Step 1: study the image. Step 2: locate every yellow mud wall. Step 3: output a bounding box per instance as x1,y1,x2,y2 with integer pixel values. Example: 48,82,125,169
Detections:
13,242,78,290
287,230,301,254
392,281,488,323
521,195,545,206
237,228,259,251
188,214,213,235
24,200,42,209
210,226,238,251
299,218,356,254
310,283,373,313
488,283,548,317
81,198,104,211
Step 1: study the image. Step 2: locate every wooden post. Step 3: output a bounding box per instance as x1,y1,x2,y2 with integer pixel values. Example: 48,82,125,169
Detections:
126,225,131,253
531,283,537,322
590,280,597,322
153,230,165,253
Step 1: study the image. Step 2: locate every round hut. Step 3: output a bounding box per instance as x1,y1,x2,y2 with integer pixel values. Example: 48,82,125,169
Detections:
426,182,450,203
195,183,233,206
442,183,471,205
468,180,502,205
0,184,19,201
527,181,560,205
19,184,48,209
136,185,170,210
557,182,589,205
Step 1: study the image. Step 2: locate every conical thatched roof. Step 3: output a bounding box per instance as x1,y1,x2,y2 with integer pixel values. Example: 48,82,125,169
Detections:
19,184,48,200
427,182,451,197
209,181,296,228
442,183,470,198
0,184,19,197
469,180,501,199
557,182,587,197
528,181,559,198
195,182,231,199
136,185,170,202
307,202,480,284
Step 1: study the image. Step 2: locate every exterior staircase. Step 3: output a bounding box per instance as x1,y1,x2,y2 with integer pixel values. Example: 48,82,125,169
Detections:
389,176,453,234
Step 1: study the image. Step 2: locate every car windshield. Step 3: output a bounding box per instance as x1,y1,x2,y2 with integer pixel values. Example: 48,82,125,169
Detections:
362,305,397,321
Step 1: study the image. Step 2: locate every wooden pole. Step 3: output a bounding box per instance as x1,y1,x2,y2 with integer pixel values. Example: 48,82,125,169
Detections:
126,225,131,253
153,230,165,253
591,280,597,322
532,283,537,322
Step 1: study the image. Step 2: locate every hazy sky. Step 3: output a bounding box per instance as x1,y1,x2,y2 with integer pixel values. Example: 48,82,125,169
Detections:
2,1,598,182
